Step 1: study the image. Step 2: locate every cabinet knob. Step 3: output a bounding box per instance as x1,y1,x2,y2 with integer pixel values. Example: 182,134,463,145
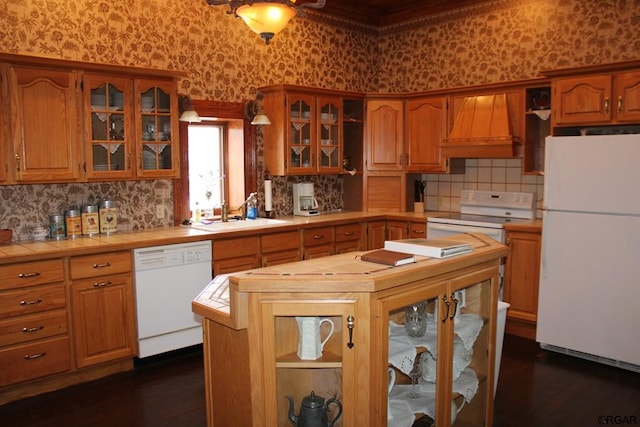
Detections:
604,97,609,114
618,96,623,114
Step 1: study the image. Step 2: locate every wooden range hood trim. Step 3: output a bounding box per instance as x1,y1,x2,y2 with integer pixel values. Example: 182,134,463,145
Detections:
441,93,519,158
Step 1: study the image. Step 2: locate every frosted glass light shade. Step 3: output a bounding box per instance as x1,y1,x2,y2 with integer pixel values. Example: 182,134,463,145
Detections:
236,3,296,40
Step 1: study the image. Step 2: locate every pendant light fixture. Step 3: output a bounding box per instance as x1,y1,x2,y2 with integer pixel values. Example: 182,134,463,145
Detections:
206,0,326,45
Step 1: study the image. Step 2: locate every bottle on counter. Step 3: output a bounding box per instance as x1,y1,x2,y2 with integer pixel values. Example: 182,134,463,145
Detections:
246,194,258,220
99,200,118,234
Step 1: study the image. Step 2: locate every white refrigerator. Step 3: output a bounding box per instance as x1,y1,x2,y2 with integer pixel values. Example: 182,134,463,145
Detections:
537,134,640,371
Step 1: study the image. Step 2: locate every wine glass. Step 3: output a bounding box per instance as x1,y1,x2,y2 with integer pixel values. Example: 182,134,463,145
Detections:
407,356,422,399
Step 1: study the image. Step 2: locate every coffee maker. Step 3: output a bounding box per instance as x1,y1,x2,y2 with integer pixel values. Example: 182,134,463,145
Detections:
293,183,319,216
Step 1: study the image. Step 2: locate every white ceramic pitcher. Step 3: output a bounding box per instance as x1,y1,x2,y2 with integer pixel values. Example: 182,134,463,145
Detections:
295,317,335,360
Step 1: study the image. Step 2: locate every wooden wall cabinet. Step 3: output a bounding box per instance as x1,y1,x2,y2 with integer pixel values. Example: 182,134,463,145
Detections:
260,85,364,176
0,259,70,387
503,228,541,339
365,99,404,172
405,96,454,173
0,53,183,184
70,251,136,368
551,71,640,126
7,66,81,183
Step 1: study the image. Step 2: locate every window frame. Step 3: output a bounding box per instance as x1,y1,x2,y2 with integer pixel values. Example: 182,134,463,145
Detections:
173,100,257,224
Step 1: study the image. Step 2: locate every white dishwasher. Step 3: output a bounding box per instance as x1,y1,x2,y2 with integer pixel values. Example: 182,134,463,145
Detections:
134,241,212,358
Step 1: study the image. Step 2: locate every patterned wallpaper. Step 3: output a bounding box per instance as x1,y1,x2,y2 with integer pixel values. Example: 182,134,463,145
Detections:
1,0,638,240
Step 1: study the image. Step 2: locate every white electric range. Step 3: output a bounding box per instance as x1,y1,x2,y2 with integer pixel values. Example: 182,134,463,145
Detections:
427,190,536,294
427,189,536,244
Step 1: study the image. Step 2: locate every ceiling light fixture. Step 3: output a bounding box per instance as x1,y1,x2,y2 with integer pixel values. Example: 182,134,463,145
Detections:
206,0,326,45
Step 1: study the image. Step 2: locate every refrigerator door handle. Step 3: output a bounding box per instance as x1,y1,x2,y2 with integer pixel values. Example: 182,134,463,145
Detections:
540,211,549,280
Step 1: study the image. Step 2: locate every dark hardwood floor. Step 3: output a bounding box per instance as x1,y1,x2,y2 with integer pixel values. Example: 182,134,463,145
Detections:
1,336,639,426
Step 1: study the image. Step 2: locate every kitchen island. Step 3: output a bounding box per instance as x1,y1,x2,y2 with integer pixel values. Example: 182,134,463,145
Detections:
193,233,508,427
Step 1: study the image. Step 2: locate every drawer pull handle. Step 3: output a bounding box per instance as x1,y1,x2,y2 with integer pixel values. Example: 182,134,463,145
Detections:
20,298,42,306
93,280,112,288
24,352,46,360
313,235,324,240
343,231,354,236
93,262,111,269
413,230,425,235
22,326,44,333
18,271,41,278
441,295,451,323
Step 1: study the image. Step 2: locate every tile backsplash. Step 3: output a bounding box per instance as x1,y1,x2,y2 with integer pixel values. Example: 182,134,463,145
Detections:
424,158,544,217
0,180,174,242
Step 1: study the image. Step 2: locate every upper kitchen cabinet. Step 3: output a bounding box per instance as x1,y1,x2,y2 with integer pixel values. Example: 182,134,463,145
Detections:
551,73,640,126
365,98,404,171
260,85,364,176
134,79,180,179
544,61,640,128
6,65,82,183
83,74,135,179
0,70,7,183
405,96,464,174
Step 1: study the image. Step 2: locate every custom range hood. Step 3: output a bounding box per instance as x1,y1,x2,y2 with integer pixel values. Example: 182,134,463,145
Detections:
441,93,520,158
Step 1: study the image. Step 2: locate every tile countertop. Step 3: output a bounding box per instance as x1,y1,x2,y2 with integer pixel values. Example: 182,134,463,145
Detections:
0,211,541,264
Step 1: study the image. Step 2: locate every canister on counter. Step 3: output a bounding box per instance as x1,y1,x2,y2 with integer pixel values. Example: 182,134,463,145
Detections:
65,209,82,238
99,200,118,234
81,205,100,236
49,214,65,240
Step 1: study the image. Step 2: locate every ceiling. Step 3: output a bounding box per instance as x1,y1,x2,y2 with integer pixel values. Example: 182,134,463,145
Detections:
306,0,492,27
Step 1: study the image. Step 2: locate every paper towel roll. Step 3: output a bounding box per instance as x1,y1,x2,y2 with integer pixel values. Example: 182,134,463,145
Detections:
264,180,272,211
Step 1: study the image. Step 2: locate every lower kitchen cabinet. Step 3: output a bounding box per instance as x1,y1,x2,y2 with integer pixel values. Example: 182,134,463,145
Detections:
261,231,302,267
367,220,386,249
387,220,409,241
334,222,365,254
503,228,542,339
303,226,334,259
70,251,136,368
213,236,260,274
0,259,70,387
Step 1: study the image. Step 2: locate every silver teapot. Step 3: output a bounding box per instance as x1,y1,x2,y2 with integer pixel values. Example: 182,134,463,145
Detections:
286,391,342,427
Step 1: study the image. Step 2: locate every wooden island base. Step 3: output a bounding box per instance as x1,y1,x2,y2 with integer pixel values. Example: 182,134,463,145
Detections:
193,233,508,427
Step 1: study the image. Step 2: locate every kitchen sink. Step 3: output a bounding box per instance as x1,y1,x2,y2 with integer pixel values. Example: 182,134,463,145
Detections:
189,217,288,232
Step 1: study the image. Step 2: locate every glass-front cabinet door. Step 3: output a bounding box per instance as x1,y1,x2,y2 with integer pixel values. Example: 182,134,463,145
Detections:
135,79,179,178
84,74,134,179
317,96,342,173
252,298,356,426
287,93,315,173
380,269,496,426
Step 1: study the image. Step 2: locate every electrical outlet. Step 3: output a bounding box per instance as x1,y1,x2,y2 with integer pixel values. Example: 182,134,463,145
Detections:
156,205,164,219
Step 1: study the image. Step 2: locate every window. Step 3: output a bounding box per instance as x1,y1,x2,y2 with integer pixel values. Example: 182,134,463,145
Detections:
173,100,257,224
187,124,224,217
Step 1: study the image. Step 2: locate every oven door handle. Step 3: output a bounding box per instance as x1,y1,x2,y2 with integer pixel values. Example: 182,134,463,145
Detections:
427,223,503,240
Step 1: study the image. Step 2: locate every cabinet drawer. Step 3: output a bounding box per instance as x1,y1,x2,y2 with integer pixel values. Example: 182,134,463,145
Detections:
303,227,334,247
70,251,132,279
409,222,426,238
213,236,260,260
335,223,362,243
0,284,66,318
0,336,71,387
0,309,68,347
261,249,301,267
262,231,300,253
0,259,64,291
